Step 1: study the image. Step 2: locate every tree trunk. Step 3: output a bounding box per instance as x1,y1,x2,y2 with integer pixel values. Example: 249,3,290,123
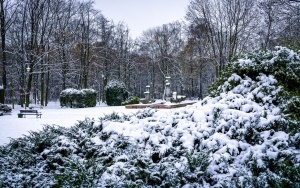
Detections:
45,67,50,106
40,66,45,106
0,0,6,104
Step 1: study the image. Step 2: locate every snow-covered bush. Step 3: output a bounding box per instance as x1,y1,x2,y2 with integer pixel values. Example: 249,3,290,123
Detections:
210,46,300,132
0,103,12,113
82,89,97,107
205,46,300,187
105,80,128,106
121,96,140,106
0,113,211,187
60,88,96,108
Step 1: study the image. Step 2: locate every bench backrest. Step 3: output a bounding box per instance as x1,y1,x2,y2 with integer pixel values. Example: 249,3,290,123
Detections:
20,110,38,113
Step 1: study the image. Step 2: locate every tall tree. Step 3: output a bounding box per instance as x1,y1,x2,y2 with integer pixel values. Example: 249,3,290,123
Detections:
20,0,48,107
182,23,215,99
95,16,114,101
114,22,130,82
76,0,98,89
277,0,300,49
138,22,184,98
186,0,257,77
0,0,17,104
52,0,78,91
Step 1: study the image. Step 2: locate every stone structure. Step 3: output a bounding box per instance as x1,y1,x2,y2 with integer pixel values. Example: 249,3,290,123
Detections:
144,85,150,103
164,77,172,101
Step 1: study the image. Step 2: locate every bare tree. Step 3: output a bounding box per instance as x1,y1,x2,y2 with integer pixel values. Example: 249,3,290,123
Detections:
0,0,17,104
137,22,184,98
93,16,115,102
113,22,130,82
277,0,300,48
13,0,47,108
186,0,257,77
182,23,215,99
52,0,78,91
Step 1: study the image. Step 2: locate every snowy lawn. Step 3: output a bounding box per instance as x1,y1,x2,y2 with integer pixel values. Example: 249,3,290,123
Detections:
0,102,170,145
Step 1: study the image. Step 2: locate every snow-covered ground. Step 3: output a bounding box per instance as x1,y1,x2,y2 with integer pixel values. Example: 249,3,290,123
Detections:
0,102,171,145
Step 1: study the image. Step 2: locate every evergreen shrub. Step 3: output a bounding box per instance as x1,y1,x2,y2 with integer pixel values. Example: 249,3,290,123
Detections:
121,96,140,106
60,88,97,108
82,89,97,107
105,80,128,106
0,116,211,187
0,103,12,113
207,46,300,187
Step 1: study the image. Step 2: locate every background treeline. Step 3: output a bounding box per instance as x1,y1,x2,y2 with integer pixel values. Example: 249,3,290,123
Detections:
0,0,299,107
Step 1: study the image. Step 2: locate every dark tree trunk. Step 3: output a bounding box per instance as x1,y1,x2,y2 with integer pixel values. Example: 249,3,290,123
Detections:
0,0,6,104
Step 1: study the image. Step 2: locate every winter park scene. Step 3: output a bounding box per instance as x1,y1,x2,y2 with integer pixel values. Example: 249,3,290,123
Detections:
0,0,300,187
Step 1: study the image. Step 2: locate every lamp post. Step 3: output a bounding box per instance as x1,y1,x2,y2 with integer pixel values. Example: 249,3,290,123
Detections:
24,63,30,109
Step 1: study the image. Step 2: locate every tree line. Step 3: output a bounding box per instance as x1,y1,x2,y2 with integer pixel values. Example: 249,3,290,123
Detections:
0,0,299,107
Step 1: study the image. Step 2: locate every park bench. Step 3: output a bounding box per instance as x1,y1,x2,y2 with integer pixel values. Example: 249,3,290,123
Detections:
19,109,42,118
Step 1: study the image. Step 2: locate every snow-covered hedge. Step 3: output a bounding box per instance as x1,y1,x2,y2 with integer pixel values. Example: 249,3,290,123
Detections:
0,47,299,187
105,80,128,106
60,88,97,108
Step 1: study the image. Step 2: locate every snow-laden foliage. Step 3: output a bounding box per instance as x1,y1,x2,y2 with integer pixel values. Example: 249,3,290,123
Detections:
60,88,97,108
0,113,211,187
121,96,140,106
0,47,300,187
0,103,12,113
210,46,300,134
105,80,128,106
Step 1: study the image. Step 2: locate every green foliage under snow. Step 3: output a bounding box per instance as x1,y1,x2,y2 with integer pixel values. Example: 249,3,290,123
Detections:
105,80,128,106
0,47,300,187
60,88,97,108
121,96,140,106
0,114,211,187
0,103,12,113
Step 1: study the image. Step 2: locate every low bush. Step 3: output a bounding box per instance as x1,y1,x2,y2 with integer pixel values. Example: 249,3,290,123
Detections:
121,96,140,106
0,103,12,113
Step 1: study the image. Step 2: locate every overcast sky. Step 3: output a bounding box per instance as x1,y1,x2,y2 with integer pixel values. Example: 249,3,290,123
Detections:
94,0,190,38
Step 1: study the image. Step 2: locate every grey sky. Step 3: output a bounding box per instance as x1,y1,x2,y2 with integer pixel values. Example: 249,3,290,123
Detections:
94,0,190,38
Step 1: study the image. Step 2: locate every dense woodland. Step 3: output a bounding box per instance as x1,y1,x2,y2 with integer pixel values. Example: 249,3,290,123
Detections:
0,0,299,107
